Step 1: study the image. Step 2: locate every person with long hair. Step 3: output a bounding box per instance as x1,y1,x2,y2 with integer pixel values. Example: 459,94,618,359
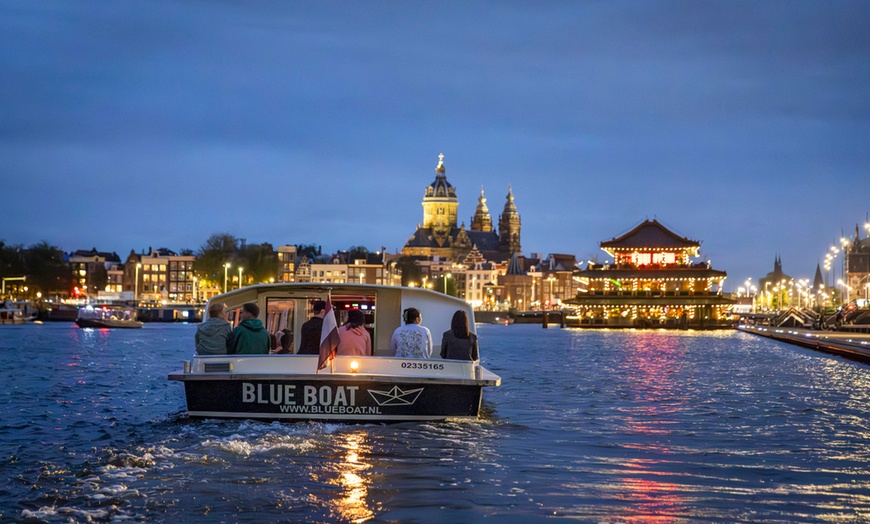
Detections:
440,309,479,361
336,309,372,356
390,307,433,358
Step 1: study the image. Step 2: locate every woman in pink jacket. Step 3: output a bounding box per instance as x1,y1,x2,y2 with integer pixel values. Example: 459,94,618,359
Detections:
337,309,372,356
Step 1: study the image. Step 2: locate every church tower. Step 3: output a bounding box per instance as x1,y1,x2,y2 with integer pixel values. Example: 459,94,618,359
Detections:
498,185,522,253
421,153,459,247
470,187,493,232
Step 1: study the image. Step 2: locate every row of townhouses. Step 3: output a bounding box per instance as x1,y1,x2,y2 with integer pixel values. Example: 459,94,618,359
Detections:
67,244,580,311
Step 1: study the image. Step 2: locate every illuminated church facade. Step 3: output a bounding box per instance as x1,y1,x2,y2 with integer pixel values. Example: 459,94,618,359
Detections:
402,154,521,263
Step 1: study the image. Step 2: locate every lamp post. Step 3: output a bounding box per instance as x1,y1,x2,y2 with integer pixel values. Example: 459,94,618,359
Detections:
238,267,244,290
192,276,197,303
443,273,452,295
223,263,231,294
134,263,141,302
840,237,851,301
360,270,365,284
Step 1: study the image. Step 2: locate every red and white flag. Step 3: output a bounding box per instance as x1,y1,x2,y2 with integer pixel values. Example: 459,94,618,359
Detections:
317,299,340,371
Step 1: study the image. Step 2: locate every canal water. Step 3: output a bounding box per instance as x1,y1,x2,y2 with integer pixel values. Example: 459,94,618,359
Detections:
2,323,870,522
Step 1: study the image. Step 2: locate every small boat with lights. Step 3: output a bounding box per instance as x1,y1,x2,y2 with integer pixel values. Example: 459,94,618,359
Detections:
168,283,501,422
75,304,143,329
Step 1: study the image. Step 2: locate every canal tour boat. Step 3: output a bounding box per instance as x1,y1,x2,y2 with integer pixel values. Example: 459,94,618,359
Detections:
168,283,501,422
75,304,144,329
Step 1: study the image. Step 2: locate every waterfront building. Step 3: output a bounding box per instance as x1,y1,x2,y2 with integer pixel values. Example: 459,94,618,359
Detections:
309,252,348,284
402,154,521,264
344,252,387,285
458,247,500,309
69,248,122,300
541,253,579,309
566,219,733,328
277,245,297,283
498,252,533,310
294,256,312,283
123,248,195,303
845,224,870,301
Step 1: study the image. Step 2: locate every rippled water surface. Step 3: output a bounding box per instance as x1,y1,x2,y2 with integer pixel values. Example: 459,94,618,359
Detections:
2,323,870,522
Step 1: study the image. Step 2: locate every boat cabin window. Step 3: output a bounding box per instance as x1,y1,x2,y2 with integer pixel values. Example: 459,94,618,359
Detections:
331,295,376,324
224,292,381,354
265,298,295,352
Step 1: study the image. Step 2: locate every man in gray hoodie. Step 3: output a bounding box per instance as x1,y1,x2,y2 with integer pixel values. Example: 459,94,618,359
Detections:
195,302,232,354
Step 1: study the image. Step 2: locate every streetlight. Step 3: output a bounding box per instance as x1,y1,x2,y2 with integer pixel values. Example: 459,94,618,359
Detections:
238,267,244,290
134,263,141,302
443,273,452,294
360,270,366,284
224,263,231,294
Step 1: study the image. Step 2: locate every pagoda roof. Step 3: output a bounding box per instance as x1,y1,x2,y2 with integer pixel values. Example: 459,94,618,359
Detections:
601,219,699,251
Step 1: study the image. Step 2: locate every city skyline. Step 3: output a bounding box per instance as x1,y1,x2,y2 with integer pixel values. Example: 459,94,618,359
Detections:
2,2,869,291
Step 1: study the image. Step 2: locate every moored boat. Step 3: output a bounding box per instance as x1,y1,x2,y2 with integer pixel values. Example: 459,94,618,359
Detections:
168,283,501,422
0,300,34,325
75,305,144,329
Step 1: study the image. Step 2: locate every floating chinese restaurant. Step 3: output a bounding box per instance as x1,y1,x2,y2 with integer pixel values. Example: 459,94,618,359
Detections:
565,219,734,329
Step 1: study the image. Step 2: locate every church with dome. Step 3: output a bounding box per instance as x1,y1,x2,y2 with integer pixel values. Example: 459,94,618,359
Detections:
402,154,521,263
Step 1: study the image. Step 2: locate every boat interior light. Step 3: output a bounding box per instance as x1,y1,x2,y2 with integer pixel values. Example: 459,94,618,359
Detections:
350,360,359,373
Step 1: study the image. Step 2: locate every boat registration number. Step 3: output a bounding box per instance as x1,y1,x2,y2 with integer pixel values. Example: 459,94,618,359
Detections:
400,362,445,370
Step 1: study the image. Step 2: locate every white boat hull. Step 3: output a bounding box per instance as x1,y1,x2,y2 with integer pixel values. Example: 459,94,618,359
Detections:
169,354,500,422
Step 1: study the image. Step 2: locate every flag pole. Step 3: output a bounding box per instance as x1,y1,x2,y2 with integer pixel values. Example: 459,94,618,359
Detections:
316,289,341,374
329,289,335,374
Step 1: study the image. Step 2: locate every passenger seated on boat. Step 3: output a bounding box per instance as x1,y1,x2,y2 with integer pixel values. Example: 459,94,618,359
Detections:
390,307,433,358
228,302,272,354
440,310,479,361
337,309,372,356
195,302,232,355
274,330,293,354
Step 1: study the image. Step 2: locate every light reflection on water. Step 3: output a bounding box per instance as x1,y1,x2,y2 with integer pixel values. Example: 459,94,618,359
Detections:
3,323,870,522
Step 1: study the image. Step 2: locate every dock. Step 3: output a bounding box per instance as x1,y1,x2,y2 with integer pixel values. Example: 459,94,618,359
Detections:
739,325,870,362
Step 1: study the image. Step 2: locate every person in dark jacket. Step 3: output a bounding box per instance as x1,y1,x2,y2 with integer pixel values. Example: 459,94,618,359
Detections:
228,302,271,354
298,300,327,355
440,310,479,361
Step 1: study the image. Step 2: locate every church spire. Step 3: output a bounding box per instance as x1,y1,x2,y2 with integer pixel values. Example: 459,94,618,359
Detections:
470,186,493,232
422,153,458,247
498,184,521,254
813,262,824,292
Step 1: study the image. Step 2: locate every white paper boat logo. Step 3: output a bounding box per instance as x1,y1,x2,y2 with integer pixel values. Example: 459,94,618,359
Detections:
368,386,424,406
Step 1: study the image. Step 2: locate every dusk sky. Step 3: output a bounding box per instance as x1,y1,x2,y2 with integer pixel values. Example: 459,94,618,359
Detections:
2,1,868,291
